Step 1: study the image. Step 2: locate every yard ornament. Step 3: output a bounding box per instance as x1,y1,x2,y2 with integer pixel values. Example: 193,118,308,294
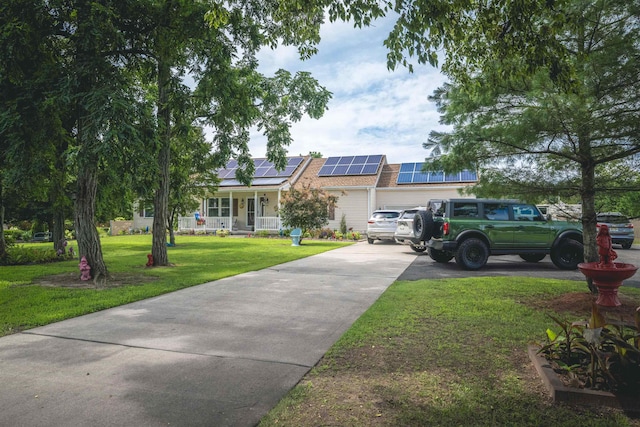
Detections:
79,256,91,281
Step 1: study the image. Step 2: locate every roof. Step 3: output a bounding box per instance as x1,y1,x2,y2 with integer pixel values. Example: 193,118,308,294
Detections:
213,155,477,191
292,157,383,189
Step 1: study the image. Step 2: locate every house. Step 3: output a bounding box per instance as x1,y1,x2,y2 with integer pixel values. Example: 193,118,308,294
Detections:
133,154,477,234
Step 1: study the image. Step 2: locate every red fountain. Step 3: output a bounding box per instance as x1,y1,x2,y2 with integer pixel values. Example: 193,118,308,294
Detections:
578,224,638,307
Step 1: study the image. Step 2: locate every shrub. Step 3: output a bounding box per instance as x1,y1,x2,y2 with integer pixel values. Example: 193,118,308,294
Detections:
278,183,339,233
318,228,334,239
340,214,347,235
539,303,640,393
256,230,270,238
2,246,59,265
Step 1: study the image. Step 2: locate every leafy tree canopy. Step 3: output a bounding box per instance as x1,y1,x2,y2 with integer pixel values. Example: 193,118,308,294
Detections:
390,0,640,264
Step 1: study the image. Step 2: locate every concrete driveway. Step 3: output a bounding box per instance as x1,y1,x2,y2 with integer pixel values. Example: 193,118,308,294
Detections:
0,242,414,427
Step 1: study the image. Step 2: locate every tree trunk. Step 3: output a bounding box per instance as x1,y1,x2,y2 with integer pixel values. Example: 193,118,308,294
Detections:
75,155,108,279
580,158,598,294
168,208,176,246
0,182,6,261
151,55,171,266
52,210,66,254
52,127,70,254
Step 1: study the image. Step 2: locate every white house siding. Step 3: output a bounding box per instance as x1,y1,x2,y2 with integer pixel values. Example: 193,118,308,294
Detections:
376,186,468,211
327,188,370,232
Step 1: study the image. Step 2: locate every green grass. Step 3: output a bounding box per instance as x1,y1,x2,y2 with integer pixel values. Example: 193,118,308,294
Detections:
261,276,640,426
0,235,350,336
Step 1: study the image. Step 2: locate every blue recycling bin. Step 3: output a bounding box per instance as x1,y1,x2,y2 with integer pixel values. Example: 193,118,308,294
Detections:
290,228,302,246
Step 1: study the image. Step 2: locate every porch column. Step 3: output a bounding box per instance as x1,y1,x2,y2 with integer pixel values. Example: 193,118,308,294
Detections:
254,191,258,230
229,192,233,230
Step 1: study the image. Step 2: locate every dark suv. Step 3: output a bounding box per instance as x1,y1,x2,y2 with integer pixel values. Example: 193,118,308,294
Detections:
411,198,584,270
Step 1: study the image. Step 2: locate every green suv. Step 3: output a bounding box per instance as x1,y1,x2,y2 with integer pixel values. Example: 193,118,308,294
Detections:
412,198,584,270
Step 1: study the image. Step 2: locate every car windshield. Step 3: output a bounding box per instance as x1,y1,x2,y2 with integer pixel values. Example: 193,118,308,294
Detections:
598,215,629,223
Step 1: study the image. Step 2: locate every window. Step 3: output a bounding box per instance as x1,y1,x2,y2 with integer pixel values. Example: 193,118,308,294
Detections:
483,203,509,221
139,202,154,218
208,198,231,217
512,204,543,221
452,202,478,218
328,204,335,221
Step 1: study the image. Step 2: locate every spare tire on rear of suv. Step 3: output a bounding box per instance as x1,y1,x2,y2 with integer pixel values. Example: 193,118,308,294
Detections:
413,210,434,241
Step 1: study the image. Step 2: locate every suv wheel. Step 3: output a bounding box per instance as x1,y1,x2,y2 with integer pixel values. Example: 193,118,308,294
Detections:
519,254,546,263
410,244,427,253
550,239,583,270
367,237,374,244
413,211,434,241
622,242,632,249
455,238,489,270
429,248,454,263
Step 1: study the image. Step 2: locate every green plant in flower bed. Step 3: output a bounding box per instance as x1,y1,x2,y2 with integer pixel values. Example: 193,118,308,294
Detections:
539,303,640,393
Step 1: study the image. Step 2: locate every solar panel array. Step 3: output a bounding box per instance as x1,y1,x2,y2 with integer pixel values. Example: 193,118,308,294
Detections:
217,157,304,180
397,163,477,184
318,155,383,176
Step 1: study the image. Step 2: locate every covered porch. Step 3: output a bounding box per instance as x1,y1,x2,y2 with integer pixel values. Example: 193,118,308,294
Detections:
177,189,284,233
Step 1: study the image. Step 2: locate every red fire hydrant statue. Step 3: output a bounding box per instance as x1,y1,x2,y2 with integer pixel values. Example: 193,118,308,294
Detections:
146,254,154,267
79,256,91,281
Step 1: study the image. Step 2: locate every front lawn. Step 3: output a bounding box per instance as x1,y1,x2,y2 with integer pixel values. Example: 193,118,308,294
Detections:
260,276,640,426
0,235,350,336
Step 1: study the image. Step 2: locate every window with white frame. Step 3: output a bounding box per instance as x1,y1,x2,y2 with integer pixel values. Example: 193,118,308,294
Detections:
208,198,231,217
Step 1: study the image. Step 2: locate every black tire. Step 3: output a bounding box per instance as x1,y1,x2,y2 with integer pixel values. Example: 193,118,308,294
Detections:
429,248,454,263
550,239,583,270
622,242,632,249
410,244,427,253
455,238,489,270
519,253,546,263
367,237,374,244
413,211,434,241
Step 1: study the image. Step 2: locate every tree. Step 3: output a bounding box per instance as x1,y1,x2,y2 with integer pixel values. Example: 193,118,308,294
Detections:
278,182,338,239
166,126,219,246
0,0,72,257
376,0,640,266
137,1,335,266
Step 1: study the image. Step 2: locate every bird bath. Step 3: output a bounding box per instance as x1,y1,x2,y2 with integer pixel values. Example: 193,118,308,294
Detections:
578,224,638,307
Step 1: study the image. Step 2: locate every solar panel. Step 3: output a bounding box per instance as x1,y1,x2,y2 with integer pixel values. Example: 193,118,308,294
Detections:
397,172,413,184
217,157,304,181
395,163,477,184
347,164,364,175
318,165,334,175
429,171,444,182
318,155,383,176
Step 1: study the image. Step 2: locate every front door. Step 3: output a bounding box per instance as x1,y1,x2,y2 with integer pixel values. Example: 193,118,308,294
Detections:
247,198,255,229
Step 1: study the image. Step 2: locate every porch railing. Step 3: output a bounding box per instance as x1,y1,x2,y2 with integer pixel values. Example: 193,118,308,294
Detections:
178,216,282,231
255,216,281,231
178,217,231,230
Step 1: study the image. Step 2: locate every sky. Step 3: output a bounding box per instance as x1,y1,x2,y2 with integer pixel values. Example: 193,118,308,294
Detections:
248,15,450,165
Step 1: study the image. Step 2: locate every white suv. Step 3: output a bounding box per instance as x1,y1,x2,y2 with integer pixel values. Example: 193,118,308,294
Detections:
366,210,401,244
394,207,428,252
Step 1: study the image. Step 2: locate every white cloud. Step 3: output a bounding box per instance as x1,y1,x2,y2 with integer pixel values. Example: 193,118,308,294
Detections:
249,15,450,164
